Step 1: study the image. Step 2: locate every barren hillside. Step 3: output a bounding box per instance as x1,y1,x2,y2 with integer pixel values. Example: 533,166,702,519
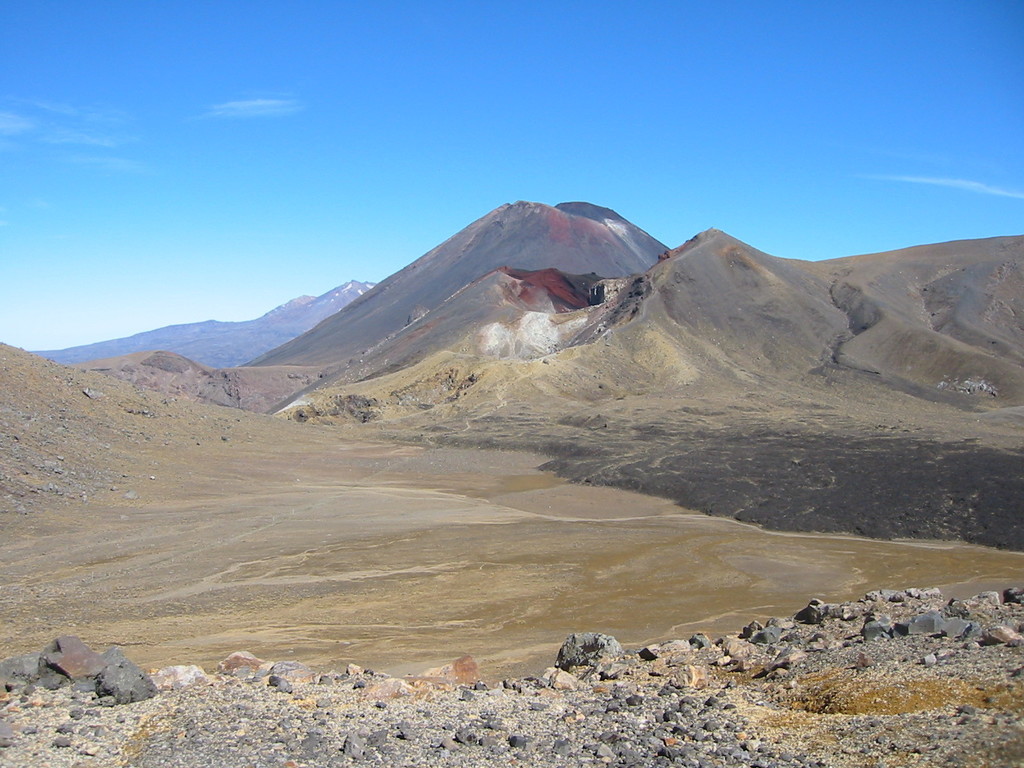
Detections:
272,232,1024,549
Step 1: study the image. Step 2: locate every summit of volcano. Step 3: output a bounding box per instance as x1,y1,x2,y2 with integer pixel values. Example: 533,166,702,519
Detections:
249,201,666,370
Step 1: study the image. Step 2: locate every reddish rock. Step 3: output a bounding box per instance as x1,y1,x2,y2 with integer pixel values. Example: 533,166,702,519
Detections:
767,648,807,672
720,637,755,661
267,661,316,684
672,665,710,688
499,267,596,312
982,625,1024,646
450,655,479,685
361,677,414,701
42,636,106,680
217,651,265,675
542,667,580,691
420,655,479,685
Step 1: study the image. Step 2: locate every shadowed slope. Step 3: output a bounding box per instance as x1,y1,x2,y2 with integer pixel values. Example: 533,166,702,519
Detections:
806,235,1024,401
76,350,321,413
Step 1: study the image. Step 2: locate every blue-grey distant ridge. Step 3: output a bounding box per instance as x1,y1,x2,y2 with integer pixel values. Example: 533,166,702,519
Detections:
36,281,375,369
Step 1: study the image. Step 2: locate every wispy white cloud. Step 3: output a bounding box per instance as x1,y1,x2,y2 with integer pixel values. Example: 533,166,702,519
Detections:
42,127,129,147
865,174,1024,200
202,98,304,118
28,99,83,118
66,156,149,173
0,101,134,148
0,111,35,135
30,100,126,122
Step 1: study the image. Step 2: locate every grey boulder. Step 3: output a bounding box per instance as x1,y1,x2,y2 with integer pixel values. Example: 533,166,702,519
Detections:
896,611,947,637
555,632,623,670
0,653,42,689
862,616,894,642
94,647,158,704
794,599,828,624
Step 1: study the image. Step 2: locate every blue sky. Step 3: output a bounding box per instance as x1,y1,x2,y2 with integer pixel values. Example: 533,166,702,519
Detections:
1,1,1022,351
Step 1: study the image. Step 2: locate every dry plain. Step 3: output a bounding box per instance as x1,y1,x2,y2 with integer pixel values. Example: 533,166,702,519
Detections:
4,426,1024,681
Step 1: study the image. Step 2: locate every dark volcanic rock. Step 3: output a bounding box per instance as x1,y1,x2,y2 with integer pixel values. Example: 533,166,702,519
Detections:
267,675,293,693
342,731,367,758
540,429,1024,550
939,617,979,639
555,632,623,670
1004,587,1024,604
750,626,784,645
1,638,156,705
794,599,828,625
94,647,158,704
862,616,895,642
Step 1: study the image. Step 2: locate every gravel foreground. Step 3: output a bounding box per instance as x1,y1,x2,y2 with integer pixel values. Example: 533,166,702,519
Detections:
2,586,1023,768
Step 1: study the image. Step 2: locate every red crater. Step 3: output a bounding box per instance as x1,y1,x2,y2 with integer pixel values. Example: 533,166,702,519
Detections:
498,267,595,312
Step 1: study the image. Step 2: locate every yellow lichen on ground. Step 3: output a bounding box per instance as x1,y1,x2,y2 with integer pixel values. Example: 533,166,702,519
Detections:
978,679,1024,714
789,668,986,716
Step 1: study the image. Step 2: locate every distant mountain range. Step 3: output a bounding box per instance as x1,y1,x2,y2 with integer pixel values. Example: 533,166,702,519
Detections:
36,280,375,368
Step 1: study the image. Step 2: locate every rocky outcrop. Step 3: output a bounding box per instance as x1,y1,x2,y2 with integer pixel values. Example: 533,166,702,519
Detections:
555,632,624,670
0,636,156,706
1,586,1022,766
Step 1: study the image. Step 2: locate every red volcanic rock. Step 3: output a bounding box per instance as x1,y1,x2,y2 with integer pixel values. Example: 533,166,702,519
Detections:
450,654,480,685
499,267,596,312
419,654,480,685
42,636,106,680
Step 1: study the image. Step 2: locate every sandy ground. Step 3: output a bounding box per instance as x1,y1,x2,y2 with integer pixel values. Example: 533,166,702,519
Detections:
2,434,1022,681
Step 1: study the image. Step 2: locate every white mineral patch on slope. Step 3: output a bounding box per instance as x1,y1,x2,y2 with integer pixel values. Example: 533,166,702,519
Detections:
275,396,309,414
604,217,644,254
479,312,587,359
